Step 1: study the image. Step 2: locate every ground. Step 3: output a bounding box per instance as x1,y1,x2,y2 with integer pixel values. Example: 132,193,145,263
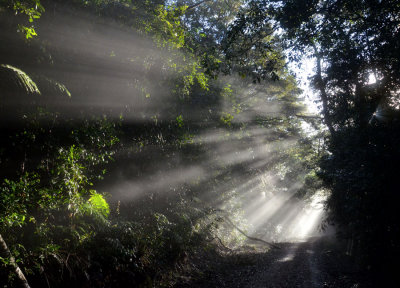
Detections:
175,236,375,288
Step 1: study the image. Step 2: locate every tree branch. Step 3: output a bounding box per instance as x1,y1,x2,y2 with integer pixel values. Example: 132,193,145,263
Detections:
312,45,336,136
186,0,212,11
0,233,31,288
295,114,323,120
213,209,281,249
208,237,233,252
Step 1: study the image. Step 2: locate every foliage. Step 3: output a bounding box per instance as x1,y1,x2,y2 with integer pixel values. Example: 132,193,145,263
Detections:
0,64,40,94
87,192,110,218
0,94,120,286
0,0,320,287
179,0,285,82
0,0,44,38
0,173,40,228
266,0,400,284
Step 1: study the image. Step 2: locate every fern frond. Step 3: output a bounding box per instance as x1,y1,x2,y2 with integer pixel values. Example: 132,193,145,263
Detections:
42,76,72,98
0,64,40,94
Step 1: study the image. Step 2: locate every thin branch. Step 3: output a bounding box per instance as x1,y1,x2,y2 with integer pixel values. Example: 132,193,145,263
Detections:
213,209,281,249
208,237,233,251
295,114,323,120
0,234,31,288
186,0,211,11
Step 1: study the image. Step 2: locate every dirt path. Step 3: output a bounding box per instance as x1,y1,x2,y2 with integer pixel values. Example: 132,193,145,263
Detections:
176,236,373,288
243,239,334,288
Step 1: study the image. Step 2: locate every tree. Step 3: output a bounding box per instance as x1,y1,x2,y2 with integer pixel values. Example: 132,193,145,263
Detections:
0,0,319,286
263,0,400,284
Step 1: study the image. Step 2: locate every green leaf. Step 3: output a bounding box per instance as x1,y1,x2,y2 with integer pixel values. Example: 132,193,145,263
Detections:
88,192,110,218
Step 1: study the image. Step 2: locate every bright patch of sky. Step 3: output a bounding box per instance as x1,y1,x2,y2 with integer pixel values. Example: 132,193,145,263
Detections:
288,56,320,114
368,73,376,84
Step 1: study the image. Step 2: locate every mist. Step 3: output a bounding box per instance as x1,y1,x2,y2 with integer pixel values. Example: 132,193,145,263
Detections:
0,1,325,248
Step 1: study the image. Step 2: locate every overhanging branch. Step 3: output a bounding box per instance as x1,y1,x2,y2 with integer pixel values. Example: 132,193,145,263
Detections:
186,0,212,11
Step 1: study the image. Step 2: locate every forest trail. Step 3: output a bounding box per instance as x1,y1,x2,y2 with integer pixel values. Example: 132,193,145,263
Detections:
177,236,372,288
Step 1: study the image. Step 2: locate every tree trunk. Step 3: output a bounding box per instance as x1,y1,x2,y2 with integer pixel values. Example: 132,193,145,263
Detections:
0,233,31,288
312,45,336,137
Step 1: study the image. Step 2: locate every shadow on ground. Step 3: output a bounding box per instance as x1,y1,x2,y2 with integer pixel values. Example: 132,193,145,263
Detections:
174,236,375,288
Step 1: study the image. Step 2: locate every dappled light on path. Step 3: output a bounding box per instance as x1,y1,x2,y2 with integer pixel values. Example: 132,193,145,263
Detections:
177,236,371,288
